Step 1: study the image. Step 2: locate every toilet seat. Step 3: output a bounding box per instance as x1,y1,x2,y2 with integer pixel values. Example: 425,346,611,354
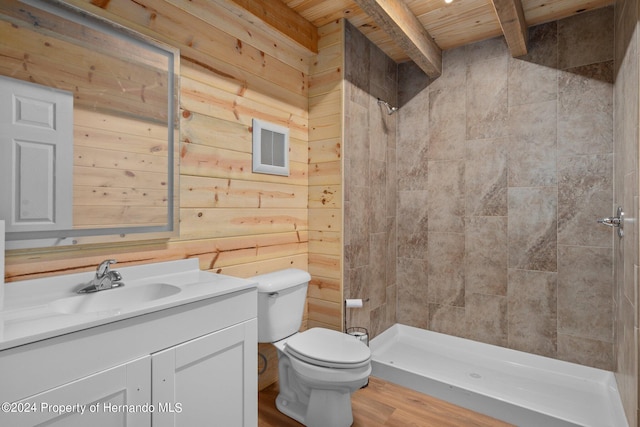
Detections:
285,328,371,369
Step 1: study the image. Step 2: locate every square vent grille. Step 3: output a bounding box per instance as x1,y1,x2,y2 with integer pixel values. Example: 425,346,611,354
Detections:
252,118,289,176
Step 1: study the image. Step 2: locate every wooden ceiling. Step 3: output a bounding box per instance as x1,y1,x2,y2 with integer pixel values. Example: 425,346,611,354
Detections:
243,0,610,78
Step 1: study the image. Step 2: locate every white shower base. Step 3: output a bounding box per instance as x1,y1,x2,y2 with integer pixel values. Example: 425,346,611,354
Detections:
370,324,627,427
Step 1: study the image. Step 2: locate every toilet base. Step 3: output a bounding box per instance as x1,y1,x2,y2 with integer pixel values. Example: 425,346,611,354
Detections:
271,330,371,427
306,388,353,427
276,388,353,427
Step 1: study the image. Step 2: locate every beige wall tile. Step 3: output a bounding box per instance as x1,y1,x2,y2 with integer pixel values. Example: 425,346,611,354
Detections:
508,100,557,187
397,257,429,328
508,22,558,107
558,7,614,69
465,54,509,140
507,269,558,357
464,293,507,346
465,138,508,216
508,187,558,272
427,160,465,232
558,154,613,247
397,191,429,259
428,304,466,337
427,232,465,306
343,20,398,337
558,62,613,156
557,334,613,370
558,245,613,344
465,217,508,296
429,86,466,160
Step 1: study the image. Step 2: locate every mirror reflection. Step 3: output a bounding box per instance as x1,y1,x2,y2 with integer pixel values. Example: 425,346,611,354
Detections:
0,0,179,249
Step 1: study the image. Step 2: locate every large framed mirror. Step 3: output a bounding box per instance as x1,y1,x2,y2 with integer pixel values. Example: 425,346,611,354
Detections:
0,0,179,250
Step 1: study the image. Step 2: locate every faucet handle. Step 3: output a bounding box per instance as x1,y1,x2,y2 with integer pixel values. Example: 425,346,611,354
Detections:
110,270,123,282
97,259,117,277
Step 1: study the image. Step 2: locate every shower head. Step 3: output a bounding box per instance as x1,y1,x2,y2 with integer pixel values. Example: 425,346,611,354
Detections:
377,98,398,115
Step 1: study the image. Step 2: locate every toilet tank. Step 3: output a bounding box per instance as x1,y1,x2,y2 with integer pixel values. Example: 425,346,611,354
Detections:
251,269,311,343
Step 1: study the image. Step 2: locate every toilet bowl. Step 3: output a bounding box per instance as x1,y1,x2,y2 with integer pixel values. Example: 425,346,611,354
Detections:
252,269,371,427
273,328,371,427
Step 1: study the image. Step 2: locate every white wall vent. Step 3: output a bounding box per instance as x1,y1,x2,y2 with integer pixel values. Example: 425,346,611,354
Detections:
252,118,289,176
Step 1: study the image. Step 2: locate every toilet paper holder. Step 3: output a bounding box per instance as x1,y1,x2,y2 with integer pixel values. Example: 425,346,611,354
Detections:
345,298,363,308
346,327,369,346
344,298,369,346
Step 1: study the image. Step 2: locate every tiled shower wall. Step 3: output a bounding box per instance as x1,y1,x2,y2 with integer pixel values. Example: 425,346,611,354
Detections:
614,0,639,423
396,8,614,369
343,21,398,338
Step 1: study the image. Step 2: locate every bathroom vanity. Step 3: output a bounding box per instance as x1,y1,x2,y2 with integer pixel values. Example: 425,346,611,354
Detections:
0,259,257,426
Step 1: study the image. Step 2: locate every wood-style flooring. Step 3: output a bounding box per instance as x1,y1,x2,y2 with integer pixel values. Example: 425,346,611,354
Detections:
258,376,515,427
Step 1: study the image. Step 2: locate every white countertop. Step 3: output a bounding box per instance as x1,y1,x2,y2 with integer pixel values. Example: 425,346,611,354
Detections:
0,259,256,351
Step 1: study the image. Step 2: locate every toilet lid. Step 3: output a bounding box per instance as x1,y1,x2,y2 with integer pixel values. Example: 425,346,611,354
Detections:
285,328,371,368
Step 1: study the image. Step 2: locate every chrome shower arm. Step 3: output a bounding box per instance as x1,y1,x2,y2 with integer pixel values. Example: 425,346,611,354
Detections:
377,98,398,115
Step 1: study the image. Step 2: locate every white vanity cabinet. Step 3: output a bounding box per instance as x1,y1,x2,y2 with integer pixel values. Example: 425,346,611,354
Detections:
0,283,257,427
152,319,257,427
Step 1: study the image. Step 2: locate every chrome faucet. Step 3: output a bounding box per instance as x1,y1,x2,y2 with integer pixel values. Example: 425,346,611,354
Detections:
77,259,125,294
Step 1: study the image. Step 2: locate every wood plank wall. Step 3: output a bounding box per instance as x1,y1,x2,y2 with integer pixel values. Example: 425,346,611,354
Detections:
4,0,313,284
73,110,170,229
307,20,344,332
0,9,169,123
2,0,349,392
0,4,171,230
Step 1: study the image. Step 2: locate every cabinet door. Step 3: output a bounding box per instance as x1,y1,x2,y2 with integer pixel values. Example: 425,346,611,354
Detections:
152,319,257,427
2,356,150,427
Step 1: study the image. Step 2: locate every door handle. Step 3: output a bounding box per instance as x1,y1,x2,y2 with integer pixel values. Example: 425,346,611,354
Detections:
597,206,624,237
597,217,621,226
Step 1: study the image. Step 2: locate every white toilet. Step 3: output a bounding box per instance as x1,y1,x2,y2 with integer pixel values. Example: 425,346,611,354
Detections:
252,269,371,427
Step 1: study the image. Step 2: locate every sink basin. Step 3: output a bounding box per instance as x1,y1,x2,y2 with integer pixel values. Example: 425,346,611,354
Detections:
1,259,258,351
50,283,181,314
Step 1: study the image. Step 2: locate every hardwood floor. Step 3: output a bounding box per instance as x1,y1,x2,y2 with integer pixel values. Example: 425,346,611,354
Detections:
258,376,515,427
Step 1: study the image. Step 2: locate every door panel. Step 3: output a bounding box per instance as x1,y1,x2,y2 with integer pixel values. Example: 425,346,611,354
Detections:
0,76,73,232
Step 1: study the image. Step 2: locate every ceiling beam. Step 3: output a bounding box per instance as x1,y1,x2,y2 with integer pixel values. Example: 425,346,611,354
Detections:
353,0,442,78
490,0,528,57
225,0,318,53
